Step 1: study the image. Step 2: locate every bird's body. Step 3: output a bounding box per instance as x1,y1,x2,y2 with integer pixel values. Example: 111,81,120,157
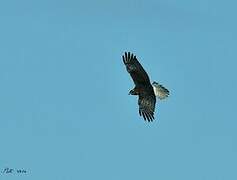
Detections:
122,52,169,122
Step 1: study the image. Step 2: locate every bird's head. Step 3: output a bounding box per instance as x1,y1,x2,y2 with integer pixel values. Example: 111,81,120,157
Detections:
129,89,139,95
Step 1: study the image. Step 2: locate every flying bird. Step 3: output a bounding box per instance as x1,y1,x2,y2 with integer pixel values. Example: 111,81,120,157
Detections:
122,52,169,122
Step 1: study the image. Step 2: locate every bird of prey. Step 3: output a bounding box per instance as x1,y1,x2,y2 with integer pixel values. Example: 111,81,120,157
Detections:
122,52,169,122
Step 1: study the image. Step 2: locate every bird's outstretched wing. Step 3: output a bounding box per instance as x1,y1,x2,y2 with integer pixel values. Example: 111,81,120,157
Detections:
122,52,150,87
138,93,156,122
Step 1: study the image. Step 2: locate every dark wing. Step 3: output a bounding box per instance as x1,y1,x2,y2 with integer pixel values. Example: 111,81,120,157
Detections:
138,93,156,122
122,52,151,87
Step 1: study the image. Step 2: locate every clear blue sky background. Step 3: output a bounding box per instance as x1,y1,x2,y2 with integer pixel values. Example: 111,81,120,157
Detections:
0,0,236,179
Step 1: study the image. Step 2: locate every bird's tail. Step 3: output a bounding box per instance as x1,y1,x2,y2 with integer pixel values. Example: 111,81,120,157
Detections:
152,81,169,100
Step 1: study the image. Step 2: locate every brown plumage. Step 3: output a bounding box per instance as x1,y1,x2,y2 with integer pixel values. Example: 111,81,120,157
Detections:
122,52,156,122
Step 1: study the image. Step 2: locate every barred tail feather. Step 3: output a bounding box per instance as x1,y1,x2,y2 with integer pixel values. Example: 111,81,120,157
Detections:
152,81,169,100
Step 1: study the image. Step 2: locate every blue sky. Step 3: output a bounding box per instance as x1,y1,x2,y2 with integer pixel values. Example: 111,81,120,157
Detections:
0,0,236,179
